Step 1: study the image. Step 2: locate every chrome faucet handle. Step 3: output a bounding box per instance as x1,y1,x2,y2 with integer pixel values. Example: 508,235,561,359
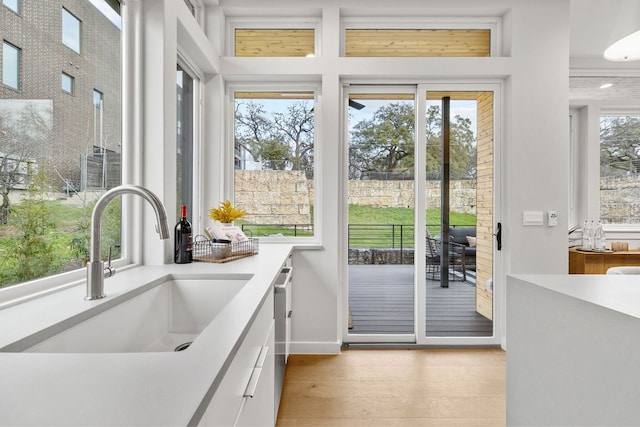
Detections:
104,243,121,278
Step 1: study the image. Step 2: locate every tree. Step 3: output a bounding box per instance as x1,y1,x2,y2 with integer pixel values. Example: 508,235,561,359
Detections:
272,102,314,175
0,101,52,224
600,116,640,176
235,100,314,178
252,138,291,170
8,168,56,283
349,103,476,180
425,105,476,180
350,103,415,179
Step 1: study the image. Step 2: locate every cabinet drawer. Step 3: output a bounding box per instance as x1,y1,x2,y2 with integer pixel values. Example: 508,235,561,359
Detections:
235,322,275,426
201,290,274,427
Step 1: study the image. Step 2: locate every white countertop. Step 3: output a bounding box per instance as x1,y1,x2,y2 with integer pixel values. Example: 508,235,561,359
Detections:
509,273,640,319
0,244,295,426
507,273,640,426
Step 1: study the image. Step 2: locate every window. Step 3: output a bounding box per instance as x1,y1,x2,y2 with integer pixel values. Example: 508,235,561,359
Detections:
62,8,81,53
0,1,121,291
61,72,74,94
93,89,104,147
600,113,640,224
2,41,20,90
93,89,103,107
3,0,19,14
234,29,315,57
176,64,194,218
233,90,315,237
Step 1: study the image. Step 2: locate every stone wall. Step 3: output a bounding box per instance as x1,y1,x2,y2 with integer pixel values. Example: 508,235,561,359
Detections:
234,170,478,225
348,180,477,215
601,176,640,223
234,170,312,225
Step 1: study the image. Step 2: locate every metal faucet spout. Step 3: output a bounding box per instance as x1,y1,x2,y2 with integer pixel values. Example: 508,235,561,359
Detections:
86,185,170,300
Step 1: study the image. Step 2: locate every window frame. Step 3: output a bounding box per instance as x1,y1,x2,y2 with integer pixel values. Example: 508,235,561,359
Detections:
598,108,640,230
176,53,202,233
0,1,126,305
62,7,82,54
2,40,20,90
340,16,502,58
226,17,321,57
569,110,578,229
61,72,74,94
227,83,321,243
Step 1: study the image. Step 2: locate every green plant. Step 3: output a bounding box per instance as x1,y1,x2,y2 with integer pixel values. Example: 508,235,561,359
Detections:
69,214,91,264
209,200,246,223
0,189,122,288
9,169,56,282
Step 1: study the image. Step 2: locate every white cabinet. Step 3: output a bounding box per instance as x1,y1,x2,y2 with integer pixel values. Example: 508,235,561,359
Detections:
199,290,275,427
235,324,275,426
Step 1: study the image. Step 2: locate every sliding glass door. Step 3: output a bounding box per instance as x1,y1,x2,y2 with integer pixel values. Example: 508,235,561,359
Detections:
344,84,498,345
346,88,416,342
420,89,494,341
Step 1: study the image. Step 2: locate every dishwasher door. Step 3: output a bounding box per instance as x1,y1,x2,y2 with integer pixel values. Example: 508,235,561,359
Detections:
274,265,292,417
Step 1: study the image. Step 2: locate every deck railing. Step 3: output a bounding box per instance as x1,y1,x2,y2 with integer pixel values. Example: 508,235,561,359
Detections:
240,223,474,250
348,224,415,249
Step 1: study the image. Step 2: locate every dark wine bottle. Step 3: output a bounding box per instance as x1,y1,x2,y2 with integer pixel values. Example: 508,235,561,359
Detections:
174,205,192,264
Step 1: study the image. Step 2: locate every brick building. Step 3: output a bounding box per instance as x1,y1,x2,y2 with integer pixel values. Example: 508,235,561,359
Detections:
0,0,120,191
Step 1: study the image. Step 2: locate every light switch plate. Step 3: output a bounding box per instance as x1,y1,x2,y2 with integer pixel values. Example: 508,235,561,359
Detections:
547,211,558,226
523,211,544,226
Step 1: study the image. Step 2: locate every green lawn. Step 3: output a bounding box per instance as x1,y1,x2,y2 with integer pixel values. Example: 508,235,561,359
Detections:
349,204,476,228
239,204,476,244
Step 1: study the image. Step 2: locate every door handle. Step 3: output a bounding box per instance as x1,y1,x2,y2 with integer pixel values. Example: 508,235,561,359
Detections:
243,346,269,398
495,222,502,251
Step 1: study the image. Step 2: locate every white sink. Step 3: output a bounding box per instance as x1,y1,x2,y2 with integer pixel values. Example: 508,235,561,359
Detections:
22,274,253,353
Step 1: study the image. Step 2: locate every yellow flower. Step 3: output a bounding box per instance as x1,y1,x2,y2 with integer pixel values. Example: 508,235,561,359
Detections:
209,200,246,223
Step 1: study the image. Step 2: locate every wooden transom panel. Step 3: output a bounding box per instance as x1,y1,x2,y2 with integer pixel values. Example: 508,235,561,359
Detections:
348,92,483,101
345,29,491,57
235,29,315,57
235,92,314,100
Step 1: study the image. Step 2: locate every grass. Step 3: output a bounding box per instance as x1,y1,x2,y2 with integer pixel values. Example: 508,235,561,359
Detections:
347,205,476,247
239,205,477,246
349,205,476,228
0,200,476,287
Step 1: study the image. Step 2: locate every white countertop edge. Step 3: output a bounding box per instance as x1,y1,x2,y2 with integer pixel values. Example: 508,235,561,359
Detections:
508,273,640,320
0,244,294,426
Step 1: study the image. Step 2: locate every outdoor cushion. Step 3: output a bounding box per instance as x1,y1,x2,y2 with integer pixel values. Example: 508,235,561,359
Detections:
449,227,476,245
448,227,476,259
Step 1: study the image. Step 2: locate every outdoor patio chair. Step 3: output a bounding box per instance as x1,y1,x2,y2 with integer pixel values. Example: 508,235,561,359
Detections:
426,229,467,282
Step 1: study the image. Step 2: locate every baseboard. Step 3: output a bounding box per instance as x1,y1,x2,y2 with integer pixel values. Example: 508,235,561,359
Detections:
290,340,342,354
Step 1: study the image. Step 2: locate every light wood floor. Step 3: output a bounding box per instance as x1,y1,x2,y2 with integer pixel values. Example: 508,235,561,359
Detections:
276,348,506,426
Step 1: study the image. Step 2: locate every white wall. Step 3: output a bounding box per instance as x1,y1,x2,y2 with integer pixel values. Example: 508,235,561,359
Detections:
209,0,571,352
504,2,570,276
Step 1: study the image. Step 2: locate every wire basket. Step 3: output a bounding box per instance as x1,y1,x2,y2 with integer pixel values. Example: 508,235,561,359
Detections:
192,236,259,263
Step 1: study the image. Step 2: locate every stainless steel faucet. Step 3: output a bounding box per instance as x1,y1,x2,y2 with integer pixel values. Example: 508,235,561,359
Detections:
86,185,170,300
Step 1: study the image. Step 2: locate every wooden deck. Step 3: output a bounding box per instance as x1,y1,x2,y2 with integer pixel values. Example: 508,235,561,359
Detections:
348,264,492,337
